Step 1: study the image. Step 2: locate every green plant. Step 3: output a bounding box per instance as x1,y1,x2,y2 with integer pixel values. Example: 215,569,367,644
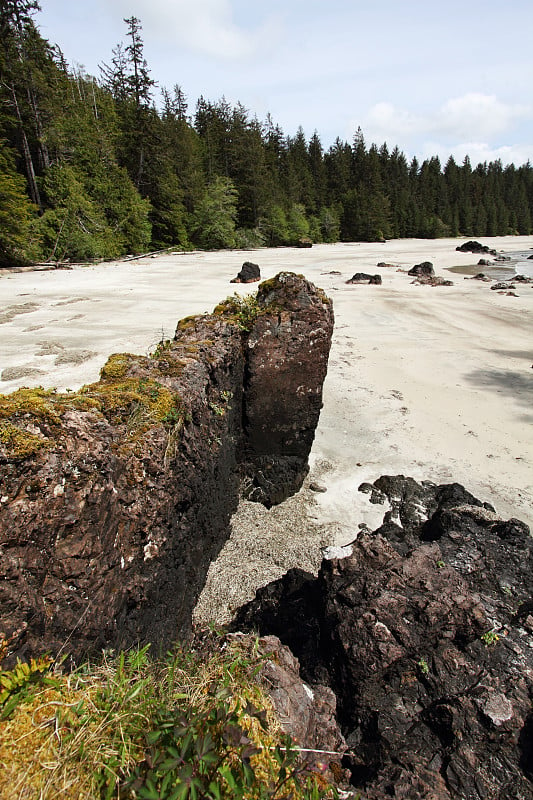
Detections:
481,630,499,647
417,658,429,676
0,636,337,799
215,293,260,332
0,655,54,719
436,560,445,569
209,403,226,417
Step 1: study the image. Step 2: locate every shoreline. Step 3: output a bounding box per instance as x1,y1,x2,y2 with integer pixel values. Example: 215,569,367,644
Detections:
1,236,532,621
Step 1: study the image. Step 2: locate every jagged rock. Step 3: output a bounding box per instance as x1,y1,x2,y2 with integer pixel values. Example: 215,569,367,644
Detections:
241,273,334,506
515,274,533,283
230,261,261,284
251,634,346,772
408,261,435,277
491,282,516,290
233,476,533,800
346,273,382,285
477,258,491,266
456,241,497,255
0,273,333,664
411,275,454,286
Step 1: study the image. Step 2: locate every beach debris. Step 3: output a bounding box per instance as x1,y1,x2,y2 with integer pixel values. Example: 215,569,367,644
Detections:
345,272,382,285
230,260,261,283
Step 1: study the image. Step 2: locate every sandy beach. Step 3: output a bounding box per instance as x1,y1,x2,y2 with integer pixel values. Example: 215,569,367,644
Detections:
1,237,532,622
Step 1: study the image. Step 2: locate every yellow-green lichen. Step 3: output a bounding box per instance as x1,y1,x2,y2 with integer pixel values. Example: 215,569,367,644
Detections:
99,353,137,380
0,421,51,460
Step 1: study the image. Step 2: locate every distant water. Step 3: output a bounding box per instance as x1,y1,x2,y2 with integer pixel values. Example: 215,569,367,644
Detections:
448,248,533,281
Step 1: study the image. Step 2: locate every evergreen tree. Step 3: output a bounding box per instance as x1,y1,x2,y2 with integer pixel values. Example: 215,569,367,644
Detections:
191,176,238,249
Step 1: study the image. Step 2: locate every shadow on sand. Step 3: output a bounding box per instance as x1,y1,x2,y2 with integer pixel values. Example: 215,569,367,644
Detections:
465,367,533,424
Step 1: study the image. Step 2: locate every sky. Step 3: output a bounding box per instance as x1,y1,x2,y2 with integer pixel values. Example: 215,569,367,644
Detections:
36,0,533,167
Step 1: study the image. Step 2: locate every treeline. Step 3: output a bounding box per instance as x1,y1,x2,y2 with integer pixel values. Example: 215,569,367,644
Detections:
1,2,533,266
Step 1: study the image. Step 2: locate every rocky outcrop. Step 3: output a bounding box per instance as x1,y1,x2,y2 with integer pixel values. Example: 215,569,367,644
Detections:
346,273,382,285
408,261,435,277
233,476,533,800
456,241,497,255
230,261,261,283
0,273,333,665
240,273,334,506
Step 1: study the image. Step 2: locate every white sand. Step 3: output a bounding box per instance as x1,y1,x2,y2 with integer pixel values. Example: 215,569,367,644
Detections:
2,238,532,620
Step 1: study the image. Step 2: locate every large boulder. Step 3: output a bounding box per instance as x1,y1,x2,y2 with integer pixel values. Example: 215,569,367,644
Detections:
233,476,533,800
408,261,435,277
240,272,334,505
456,241,497,255
230,261,261,284
0,273,333,664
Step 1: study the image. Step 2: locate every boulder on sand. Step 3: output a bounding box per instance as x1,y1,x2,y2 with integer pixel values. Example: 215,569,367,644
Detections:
408,261,435,277
230,261,261,284
346,273,382,285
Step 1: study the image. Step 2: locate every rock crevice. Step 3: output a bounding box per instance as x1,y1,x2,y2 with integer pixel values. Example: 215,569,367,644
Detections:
0,272,333,664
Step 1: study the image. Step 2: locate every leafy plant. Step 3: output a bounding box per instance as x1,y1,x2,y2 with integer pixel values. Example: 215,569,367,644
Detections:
481,630,499,647
0,655,53,719
0,635,337,799
417,658,429,676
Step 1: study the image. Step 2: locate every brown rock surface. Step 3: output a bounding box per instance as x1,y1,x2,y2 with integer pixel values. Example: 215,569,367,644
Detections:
0,273,333,664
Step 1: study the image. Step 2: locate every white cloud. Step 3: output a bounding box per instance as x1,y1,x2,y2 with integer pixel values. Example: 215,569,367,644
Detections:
350,93,533,166
422,141,533,169
359,94,531,145
108,0,279,59
436,94,530,140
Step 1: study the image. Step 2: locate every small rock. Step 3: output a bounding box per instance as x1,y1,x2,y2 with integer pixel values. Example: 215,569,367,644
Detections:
309,482,327,493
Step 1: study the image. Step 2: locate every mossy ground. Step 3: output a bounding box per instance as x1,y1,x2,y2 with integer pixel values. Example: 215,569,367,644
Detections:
0,634,338,800
0,353,186,460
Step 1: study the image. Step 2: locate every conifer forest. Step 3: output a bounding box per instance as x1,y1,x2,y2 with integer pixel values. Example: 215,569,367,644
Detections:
2,1,533,266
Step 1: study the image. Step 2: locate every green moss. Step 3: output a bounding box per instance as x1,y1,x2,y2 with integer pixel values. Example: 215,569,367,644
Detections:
99,353,136,380
0,387,63,425
176,315,201,332
0,421,51,460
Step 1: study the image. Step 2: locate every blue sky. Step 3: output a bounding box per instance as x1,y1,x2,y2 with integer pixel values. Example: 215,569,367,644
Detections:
37,0,533,166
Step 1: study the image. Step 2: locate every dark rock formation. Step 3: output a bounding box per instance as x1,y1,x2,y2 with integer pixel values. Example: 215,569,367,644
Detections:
376,262,399,269
249,634,346,775
491,282,516,290
346,273,382,285
410,275,454,287
230,261,261,284
233,476,533,800
470,273,491,281
241,272,334,506
456,241,497,255
477,258,492,266
408,261,435,277
0,273,333,665
296,237,313,248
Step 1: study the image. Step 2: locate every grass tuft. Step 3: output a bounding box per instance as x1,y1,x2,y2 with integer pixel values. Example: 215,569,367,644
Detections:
0,634,338,800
